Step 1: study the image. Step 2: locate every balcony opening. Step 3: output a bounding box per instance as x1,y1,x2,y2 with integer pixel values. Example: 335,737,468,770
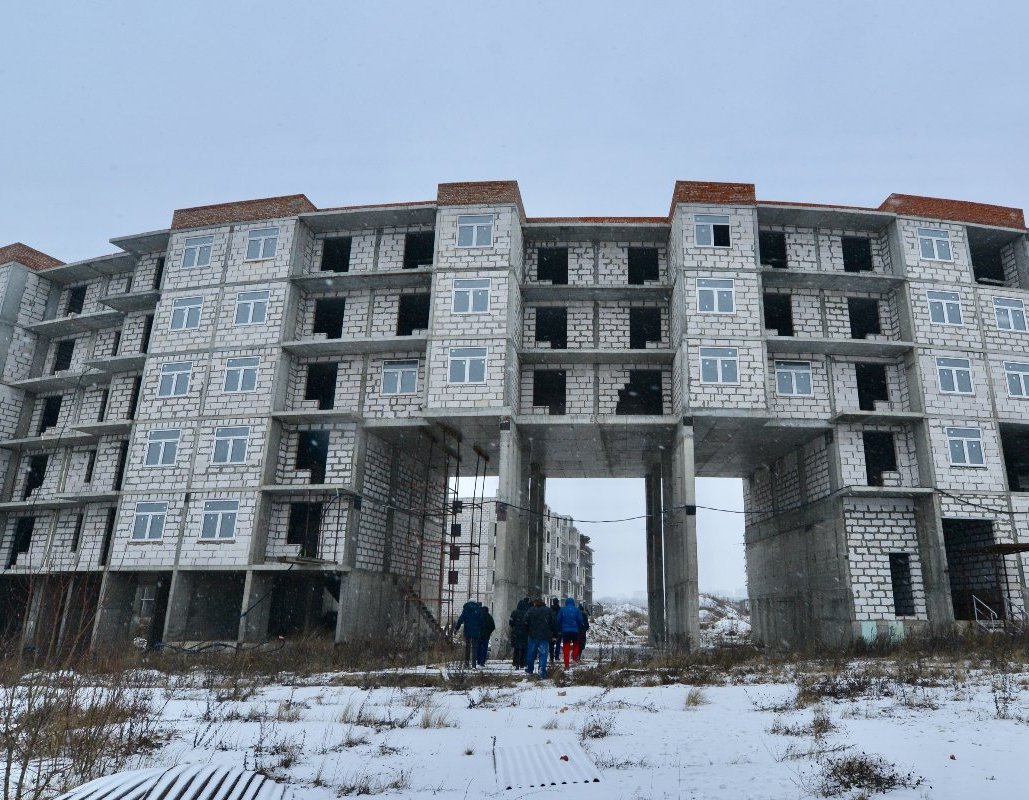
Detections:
629,307,662,349
763,293,794,336
97,389,109,422
153,257,166,290
627,247,660,284
403,232,435,269
99,509,116,566
128,377,142,420
862,430,897,486
534,307,567,349
7,517,35,568
52,340,75,373
287,502,323,559
889,553,916,616
320,237,352,273
65,286,86,315
296,430,329,484
842,237,874,272
396,294,430,336
113,441,129,490
967,227,1011,286
855,363,889,411
23,455,48,500
537,247,569,285
532,370,566,415
616,370,663,415
1000,426,1029,491
268,572,338,635
847,297,881,339
759,231,787,269
305,363,337,410
84,450,96,484
38,396,62,435
141,315,154,353
943,518,1004,621
312,298,346,339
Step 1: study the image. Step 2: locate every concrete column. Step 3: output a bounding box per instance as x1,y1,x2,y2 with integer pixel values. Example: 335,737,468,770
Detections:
91,571,136,649
239,570,275,642
527,463,546,599
662,422,700,648
915,494,955,629
645,467,666,645
491,417,528,651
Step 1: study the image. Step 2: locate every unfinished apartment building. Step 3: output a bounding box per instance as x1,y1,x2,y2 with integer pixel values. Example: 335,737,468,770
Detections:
449,498,593,618
1,179,1027,654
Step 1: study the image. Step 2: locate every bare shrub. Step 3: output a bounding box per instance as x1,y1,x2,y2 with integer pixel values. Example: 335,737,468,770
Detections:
684,687,708,707
579,712,615,740
418,701,455,729
337,769,411,796
816,753,924,796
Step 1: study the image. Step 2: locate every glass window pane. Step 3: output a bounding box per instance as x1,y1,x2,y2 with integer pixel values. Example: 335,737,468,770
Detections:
241,370,257,391
956,371,972,393
246,239,261,260
776,372,791,394
449,360,464,382
696,226,712,246
202,514,216,538
949,439,964,463
937,240,952,261
468,359,486,383
796,372,811,394
262,238,277,258
457,227,473,247
920,239,935,259
472,289,489,311
400,370,416,393
929,303,944,323
1009,374,1023,396
698,291,713,312
717,290,733,312
453,292,469,313
722,360,738,383
967,441,984,464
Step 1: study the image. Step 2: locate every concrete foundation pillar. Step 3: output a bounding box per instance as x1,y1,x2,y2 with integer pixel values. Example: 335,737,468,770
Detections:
491,417,529,651
915,494,955,628
662,421,700,648
645,466,666,645
527,463,546,600
239,570,275,642
91,572,136,649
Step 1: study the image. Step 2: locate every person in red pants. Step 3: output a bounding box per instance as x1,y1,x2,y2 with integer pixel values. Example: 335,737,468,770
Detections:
556,597,585,669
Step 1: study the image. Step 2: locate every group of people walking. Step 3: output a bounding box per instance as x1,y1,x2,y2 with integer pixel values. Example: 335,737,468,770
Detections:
453,599,496,667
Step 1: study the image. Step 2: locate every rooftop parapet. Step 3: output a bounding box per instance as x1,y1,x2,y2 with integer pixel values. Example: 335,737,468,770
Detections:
0,242,64,271
170,194,316,230
437,180,525,220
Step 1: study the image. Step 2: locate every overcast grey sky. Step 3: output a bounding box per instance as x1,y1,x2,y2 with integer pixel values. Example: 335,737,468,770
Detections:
3,0,1028,600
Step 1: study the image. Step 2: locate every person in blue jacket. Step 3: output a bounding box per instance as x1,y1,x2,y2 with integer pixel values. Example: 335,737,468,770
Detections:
556,597,585,668
454,599,482,667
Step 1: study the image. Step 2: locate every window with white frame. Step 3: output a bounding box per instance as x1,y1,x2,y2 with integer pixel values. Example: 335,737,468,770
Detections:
1004,361,1029,397
181,235,213,269
926,290,963,325
223,356,260,392
775,361,813,396
994,297,1027,331
157,362,192,397
145,429,180,466
234,290,269,325
699,346,739,384
456,215,493,247
697,278,735,313
132,502,167,540
695,214,731,248
448,347,487,384
245,227,279,261
382,360,418,395
212,426,250,464
452,278,491,313
946,427,985,466
917,228,953,261
201,500,238,540
936,357,974,394
170,296,203,330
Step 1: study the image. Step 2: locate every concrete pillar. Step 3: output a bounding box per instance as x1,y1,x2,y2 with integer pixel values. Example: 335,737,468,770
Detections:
91,571,136,649
915,494,955,629
527,463,546,600
662,421,700,648
239,570,275,642
491,417,528,651
645,466,666,645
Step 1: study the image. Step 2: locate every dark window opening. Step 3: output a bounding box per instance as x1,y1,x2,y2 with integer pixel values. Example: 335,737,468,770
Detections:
7,518,35,568
23,455,48,500
855,363,889,411
128,377,142,420
449,544,460,561
848,298,881,339
863,430,897,486
535,307,567,349
38,396,63,435
403,232,435,269
305,363,338,410
763,294,794,336
287,502,323,559
312,298,346,339
1001,428,1029,492
125,274,133,293
113,441,129,490
296,430,329,484
153,257,166,290
759,231,788,269
627,247,660,284
712,222,731,248
537,248,569,285
99,509,116,566
84,450,97,484
53,340,75,373
616,370,663,415
65,286,86,315
629,307,662,349
532,370,566,415
140,315,154,354
970,240,1007,285
842,237,874,272
448,570,459,585
943,519,1003,621
97,390,109,422
889,553,916,616
111,331,121,356
321,237,352,273
450,522,461,538
396,294,430,336
71,514,84,553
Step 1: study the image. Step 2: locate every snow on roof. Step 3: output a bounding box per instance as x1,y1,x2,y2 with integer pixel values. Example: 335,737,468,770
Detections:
56,763,294,800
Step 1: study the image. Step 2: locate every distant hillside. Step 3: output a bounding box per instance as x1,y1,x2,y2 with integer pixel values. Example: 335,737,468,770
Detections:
589,594,751,646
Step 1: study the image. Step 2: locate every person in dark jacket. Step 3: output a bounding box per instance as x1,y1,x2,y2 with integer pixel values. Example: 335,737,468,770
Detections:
556,597,585,668
454,599,482,667
575,603,590,663
476,605,496,667
549,598,562,660
509,597,531,668
524,597,558,678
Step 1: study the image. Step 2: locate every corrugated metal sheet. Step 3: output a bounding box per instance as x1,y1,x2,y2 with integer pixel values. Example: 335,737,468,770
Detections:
494,740,602,790
56,764,293,800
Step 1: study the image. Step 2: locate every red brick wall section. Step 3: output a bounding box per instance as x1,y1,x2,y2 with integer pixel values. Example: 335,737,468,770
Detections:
879,194,1025,230
0,242,65,271
170,195,317,230
669,181,756,215
437,181,525,220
